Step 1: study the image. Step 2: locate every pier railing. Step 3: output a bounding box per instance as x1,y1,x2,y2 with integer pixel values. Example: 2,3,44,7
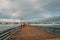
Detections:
40,27,60,36
32,25,60,36
0,26,21,40
46,27,60,36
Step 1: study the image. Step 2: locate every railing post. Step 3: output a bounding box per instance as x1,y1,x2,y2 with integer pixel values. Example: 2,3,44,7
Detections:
53,28,55,33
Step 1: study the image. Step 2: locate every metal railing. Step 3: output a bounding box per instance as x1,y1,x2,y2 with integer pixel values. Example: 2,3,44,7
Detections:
46,27,60,36
0,26,21,40
39,27,60,36
32,25,60,36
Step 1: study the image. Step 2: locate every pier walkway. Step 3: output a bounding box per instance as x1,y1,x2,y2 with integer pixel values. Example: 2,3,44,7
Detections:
7,24,60,40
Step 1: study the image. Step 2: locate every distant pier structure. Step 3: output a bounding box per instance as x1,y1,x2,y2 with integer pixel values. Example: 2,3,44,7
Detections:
0,19,23,25
0,19,60,25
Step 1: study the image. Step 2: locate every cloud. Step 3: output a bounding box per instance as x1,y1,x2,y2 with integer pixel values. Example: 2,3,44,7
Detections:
0,0,60,21
43,0,60,11
42,16,60,22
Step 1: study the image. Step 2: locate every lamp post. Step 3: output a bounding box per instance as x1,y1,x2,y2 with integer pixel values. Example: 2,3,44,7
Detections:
21,18,23,29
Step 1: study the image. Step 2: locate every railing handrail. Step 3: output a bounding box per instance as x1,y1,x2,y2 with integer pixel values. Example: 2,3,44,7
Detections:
0,26,21,40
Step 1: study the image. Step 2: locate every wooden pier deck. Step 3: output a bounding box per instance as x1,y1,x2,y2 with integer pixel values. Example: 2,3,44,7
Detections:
7,24,60,40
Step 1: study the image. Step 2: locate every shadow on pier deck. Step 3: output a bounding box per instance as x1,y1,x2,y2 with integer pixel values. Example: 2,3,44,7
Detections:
7,24,60,40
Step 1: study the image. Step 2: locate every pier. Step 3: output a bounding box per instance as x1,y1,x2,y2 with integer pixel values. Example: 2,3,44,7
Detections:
6,24,60,40
0,0,60,40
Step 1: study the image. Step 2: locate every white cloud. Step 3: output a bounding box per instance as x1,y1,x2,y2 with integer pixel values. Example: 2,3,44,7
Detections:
0,0,60,21
0,0,12,10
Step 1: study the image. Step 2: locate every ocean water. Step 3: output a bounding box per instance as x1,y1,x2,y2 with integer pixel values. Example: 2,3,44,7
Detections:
0,24,21,32
30,24,60,36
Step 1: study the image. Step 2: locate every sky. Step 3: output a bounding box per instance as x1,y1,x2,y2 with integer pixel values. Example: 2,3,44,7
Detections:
0,0,60,21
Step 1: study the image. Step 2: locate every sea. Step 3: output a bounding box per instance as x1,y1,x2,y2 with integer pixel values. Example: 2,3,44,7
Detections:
0,24,21,32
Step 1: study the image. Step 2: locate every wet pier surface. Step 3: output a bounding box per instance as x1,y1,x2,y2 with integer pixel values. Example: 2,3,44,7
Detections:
7,24,60,40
